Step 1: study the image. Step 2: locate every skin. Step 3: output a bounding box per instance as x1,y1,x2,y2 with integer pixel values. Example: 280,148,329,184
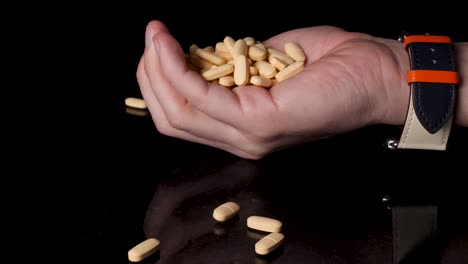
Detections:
137,20,468,160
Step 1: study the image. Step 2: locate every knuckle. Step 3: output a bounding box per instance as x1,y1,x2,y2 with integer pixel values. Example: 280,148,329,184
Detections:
155,123,173,136
166,113,186,130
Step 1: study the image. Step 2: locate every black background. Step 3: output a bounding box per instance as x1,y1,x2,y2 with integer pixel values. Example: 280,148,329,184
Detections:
20,3,468,263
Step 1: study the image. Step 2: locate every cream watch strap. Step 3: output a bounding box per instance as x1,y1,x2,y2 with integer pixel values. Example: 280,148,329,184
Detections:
397,93,453,150
388,33,458,151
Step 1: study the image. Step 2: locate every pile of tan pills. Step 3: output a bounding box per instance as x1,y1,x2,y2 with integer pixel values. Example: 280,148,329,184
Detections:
128,201,284,262
126,37,307,114
186,36,306,88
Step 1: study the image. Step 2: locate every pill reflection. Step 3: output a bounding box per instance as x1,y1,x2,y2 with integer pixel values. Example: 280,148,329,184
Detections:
255,243,284,264
213,214,239,236
246,228,270,240
126,107,148,117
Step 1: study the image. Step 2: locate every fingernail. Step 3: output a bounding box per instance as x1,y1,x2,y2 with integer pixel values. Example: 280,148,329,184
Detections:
145,27,155,48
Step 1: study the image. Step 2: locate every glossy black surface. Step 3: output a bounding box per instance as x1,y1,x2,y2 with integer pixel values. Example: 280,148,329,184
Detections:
33,5,468,264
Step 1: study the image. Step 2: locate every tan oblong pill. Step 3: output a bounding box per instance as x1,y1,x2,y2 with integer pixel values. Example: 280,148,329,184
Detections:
254,61,277,79
215,42,229,53
128,238,160,262
233,39,248,59
190,54,213,69
267,49,296,65
284,42,306,62
234,55,249,86
275,61,305,82
125,97,147,109
224,36,235,56
268,56,288,71
213,202,240,222
247,216,282,233
189,44,200,55
219,76,235,87
195,48,226,66
204,46,215,52
250,76,272,88
255,233,284,255
243,37,255,46
249,66,258,76
248,45,267,62
254,43,267,52
215,51,232,61
202,64,234,81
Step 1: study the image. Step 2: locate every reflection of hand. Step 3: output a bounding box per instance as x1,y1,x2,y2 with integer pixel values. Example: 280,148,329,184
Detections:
137,20,412,159
143,160,277,263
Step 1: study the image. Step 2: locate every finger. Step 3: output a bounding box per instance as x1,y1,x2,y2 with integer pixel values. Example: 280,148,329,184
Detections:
137,56,171,129
144,20,170,48
152,30,248,126
137,57,258,159
143,34,255,152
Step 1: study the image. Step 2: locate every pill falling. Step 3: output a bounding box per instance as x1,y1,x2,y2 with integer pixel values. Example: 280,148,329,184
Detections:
125,97,147,109
247,216,282,233
255,232,285,255
128,238,160,262
213,202,240,222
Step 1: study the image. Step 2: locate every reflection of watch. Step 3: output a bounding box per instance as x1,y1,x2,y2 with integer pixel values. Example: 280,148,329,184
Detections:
387,32,459,150
382,194,439,264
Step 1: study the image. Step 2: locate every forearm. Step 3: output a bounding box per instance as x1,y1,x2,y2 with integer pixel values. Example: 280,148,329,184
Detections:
455,42,468,127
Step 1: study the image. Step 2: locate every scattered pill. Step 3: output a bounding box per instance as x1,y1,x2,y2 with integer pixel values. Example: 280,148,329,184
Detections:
189,44,199,55
190,54,213,69
223,36,236,56
247,216,282,233
219,76,235,87
128,238,160,262
249,66,259,76
284,42,306,62
125,97,147,109
267,49,296,65
250,76,273,88
243,37,255,46
202,64,235,81
203,46,215,53
213,202,240,222
269,56,288,71
254,43,267,52
254,61,277,79
233,39,248,59
255,232,284,255
234,55,250,86
195,48,226,66
215,51,232,61
215,42,229,53
248,45,267,61
275,61,305,82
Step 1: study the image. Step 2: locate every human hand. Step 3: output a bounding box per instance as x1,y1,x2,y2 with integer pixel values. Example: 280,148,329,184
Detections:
137,20,411,159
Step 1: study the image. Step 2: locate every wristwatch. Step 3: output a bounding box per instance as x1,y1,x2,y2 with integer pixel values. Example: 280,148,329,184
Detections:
387,31,459,151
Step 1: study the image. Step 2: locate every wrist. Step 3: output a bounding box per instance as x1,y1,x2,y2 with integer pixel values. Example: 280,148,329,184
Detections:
454,42,468,127
376,38,467,128
373,37,411,126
